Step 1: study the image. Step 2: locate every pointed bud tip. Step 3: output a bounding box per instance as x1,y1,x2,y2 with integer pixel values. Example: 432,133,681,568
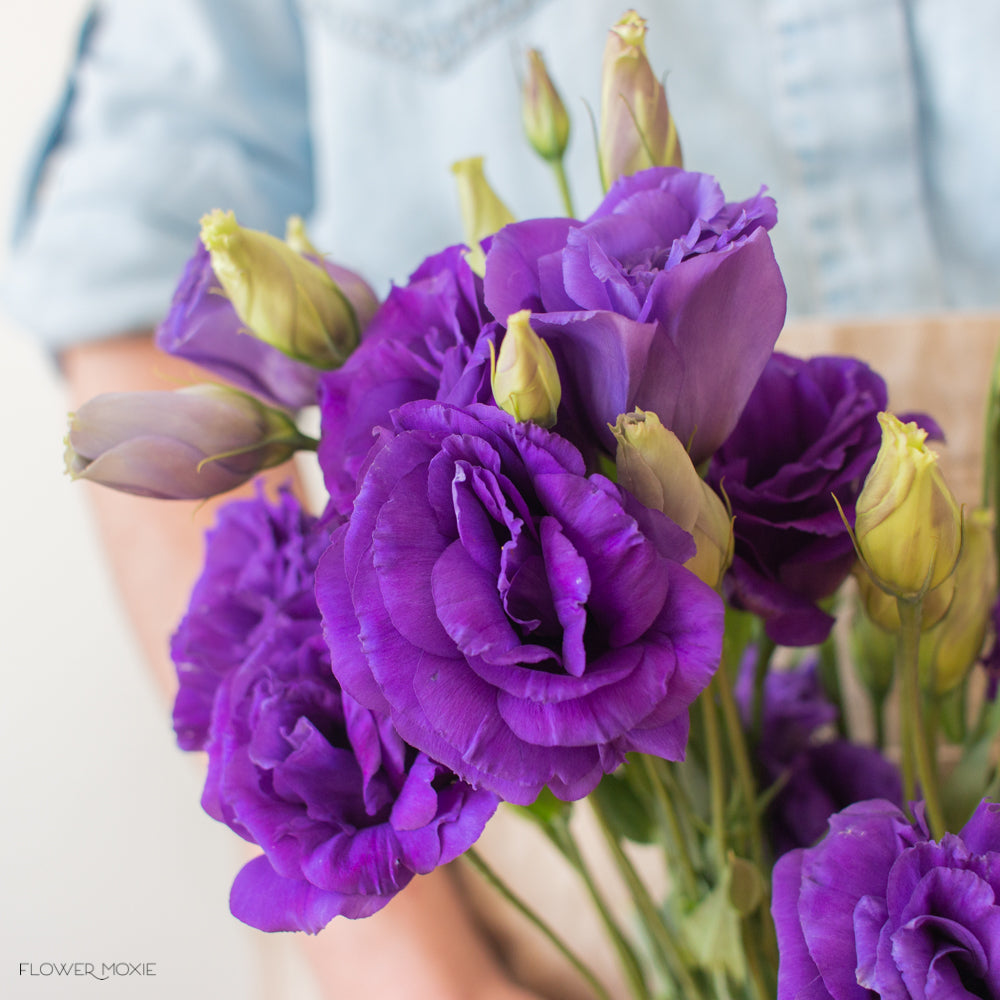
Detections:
491,310,561,427
612,10,648,48
199,209,239,252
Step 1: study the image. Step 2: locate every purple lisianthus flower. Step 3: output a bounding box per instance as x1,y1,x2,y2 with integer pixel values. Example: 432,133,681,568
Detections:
773,798,1000,1000
171,490,497,932
736,657,901,855
708,353,890,646
171,487,329,750
484,167,787,464
157,241,377,411
317,400,724,806
317,245,497,513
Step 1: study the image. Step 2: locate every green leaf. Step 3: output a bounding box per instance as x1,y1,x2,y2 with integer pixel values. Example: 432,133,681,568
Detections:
589,767,656,844
681,867,746,980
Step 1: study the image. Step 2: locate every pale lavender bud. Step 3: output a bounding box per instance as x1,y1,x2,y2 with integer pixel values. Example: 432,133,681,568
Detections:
65,385,312,500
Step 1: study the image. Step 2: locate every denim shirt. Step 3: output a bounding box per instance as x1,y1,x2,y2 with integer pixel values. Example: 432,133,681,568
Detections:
4,0,999,349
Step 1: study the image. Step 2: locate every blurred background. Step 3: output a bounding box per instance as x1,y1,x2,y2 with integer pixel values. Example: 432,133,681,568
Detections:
0,4,318,997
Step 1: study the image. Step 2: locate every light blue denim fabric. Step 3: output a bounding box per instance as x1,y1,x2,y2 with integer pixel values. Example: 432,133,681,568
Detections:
4,0,999,349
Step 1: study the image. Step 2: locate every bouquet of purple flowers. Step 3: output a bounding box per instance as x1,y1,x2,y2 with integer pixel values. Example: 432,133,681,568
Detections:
64,11,1000,1000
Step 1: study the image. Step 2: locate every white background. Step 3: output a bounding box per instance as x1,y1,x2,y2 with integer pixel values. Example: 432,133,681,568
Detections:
0,4,320,997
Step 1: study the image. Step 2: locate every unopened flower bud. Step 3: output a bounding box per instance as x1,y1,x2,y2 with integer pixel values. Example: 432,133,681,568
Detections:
613,409,733,588
284,215,319,256
522,48,570,163
854,412,962,599
853,564,954,633
200,209,362,368
598,10,682,191
284,215,379,333
919,508,996,694
65,385,311,500
490,310,561,427
451,157,516,277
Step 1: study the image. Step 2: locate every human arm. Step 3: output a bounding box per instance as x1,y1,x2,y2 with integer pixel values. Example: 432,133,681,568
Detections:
61,332,543,1000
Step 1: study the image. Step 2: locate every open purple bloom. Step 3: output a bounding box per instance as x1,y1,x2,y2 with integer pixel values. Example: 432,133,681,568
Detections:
171,488,330,750
773,798,1000,1000
317,245,496,514
736,658,901,855
317,400,724,805
157,241,377,411
484,167,787,463
708,353,889,645
172,490,497,932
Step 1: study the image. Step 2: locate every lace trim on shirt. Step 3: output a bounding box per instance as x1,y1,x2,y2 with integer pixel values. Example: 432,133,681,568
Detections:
301,0,554,74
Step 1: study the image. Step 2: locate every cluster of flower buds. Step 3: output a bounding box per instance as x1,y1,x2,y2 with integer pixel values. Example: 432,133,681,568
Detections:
612,408,733,589
850,412,997,697
66,211,376,501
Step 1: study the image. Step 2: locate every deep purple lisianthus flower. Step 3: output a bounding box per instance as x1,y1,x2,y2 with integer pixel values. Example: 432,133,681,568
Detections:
708,352,890,646
735,658,901,855
773,798,1000,1000
484,167,787,463
171,487,329,750
317,245,497,513
172,490,497,932
156,241,377,411
317,399,723,806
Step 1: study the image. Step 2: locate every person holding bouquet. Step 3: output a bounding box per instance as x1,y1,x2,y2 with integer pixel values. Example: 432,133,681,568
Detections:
5,2,1000,998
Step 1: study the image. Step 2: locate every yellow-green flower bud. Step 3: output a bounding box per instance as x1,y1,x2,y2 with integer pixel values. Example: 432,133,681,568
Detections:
919,508,996,694
598,10,682,191
521,48,570,163
853,564,955,633
613,409,733,588
284,214,320,256
854,412,963,599
451,157,516,277
200,209,359,368
490,310,561,427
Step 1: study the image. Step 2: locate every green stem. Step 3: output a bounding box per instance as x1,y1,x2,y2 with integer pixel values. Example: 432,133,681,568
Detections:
714,656,780,973
750,637,777,745
817,629,846,736
873,691,888,752
897,598,946,839
639,755,700,898
589,795,708,1000
741,920,775,1000
543,821,650,1000
701,682,728,868
551,158,576,217
714,660,765,874
463,848,615,1000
